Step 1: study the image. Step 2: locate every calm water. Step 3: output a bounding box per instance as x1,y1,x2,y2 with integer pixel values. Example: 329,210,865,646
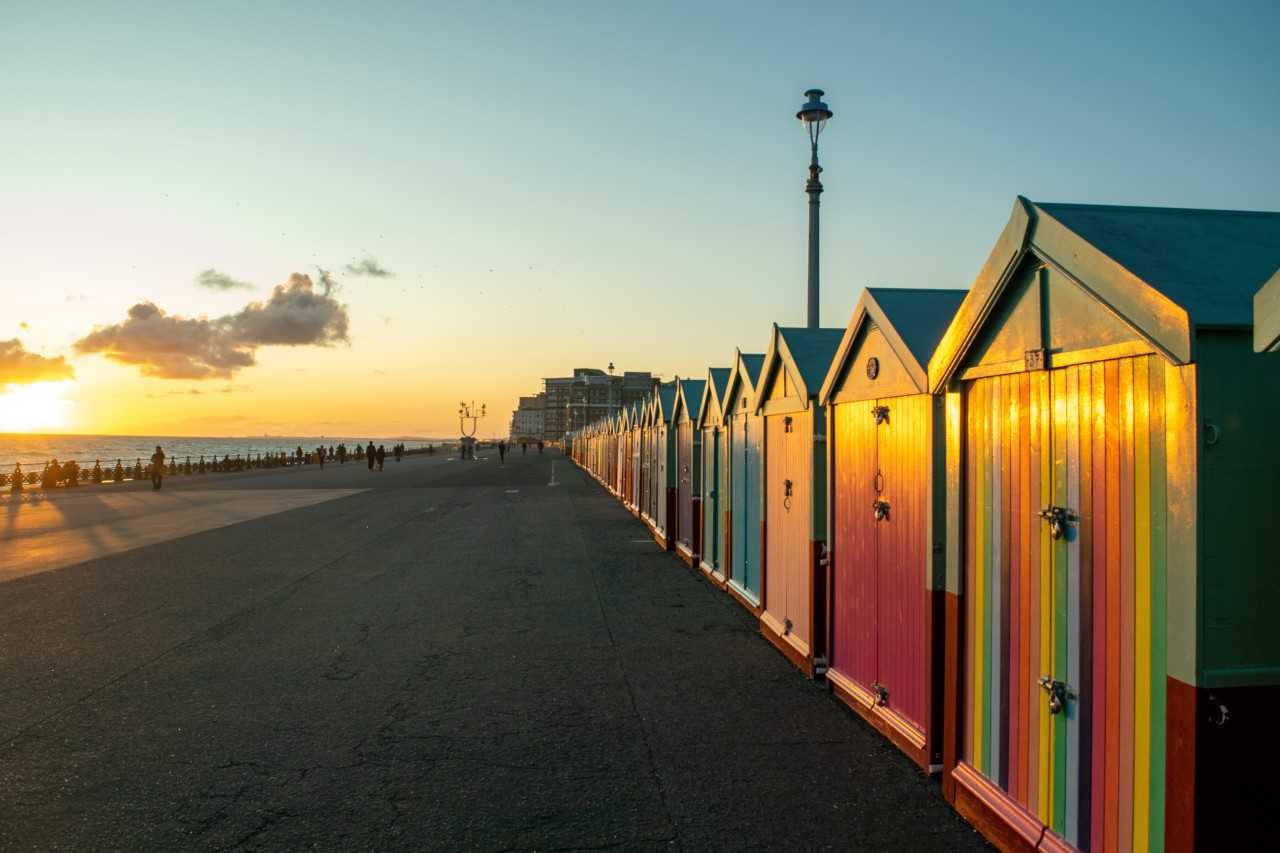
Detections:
0,434,457,467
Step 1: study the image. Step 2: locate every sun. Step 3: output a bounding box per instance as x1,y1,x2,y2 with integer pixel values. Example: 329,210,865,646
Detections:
0,381,75,433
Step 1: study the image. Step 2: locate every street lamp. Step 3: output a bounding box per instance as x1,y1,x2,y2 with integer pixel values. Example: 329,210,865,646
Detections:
797,88,833,329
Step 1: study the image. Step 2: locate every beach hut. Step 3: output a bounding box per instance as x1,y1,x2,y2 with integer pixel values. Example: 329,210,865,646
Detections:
722,350,766,610
697,367,733,585
672,377,706,566
929,197,1280,853
651,381,679,549
818,286,967,770
754,324,844,676
1255,268,1280,352
628,403,642,512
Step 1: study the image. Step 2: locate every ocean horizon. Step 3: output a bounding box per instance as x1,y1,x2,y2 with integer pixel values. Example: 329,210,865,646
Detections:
0,433,467,468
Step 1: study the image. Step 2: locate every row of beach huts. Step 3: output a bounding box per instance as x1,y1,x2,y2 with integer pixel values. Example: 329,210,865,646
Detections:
566,197,1280,853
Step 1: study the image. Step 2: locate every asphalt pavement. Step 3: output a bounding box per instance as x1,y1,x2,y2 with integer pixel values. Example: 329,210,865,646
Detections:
0,449,988,851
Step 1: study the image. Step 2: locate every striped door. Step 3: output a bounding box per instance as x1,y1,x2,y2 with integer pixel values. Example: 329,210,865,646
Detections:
702,428,719,569
731,413,761,601
831,400,878,690
962,356,1168,852
678,421,693,547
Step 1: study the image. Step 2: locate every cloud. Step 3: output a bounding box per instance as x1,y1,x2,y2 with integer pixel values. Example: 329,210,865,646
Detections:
0,339,75,387
344,256,393,278
146,384,251,398
195,268,254,291
74,273,349,379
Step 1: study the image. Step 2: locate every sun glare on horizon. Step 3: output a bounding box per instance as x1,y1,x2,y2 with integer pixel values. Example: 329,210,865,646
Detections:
0,381,75,433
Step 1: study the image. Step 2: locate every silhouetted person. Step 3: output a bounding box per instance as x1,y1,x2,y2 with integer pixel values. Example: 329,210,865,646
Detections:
521,442,527,455
366,441,376,470
538,441,544,454
338,443,347,465
394,444,403,462
376,445,386,470
151,446,165,490
498,441,507,465
316,445,325,470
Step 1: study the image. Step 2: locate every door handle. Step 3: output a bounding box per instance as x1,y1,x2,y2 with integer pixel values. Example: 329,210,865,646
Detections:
1038,506,1077,540
871,681,889,706
872,405,890,425
872,498,890,521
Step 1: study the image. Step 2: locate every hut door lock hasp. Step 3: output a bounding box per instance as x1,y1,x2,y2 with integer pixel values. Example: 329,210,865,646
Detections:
1037,675,1075,715
872,405,890,425
1037,505,1077,540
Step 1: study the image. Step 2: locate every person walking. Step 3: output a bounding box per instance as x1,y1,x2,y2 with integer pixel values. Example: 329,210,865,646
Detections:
537,440,544,454
338,443,347,465
376,444,386,470
150,445,165,490
498,441,507,465
521,442,527,455
316,445,326,470
366,441,376,471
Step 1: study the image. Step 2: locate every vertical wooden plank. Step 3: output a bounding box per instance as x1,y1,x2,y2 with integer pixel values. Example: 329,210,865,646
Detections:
1147,357,1167,852
998,374,1012,788
1105,358,1122,853
1065,365,1083,844
1133,357,1152,853
977,377,991,773
1077,363,1095,848
989,376,1002,779
1028,369,1042,817
1120,358,1136,853
1018,371,1033,810
965,382,980,766
1009,372,1023,803
1091,361,1108,853
1051,367,1069,833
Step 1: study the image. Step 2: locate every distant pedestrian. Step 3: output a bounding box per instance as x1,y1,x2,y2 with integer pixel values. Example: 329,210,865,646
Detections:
316,445,326,470
521,442,527,455
150,446,165,490
376,444,386,470
367,441,376,470
498,441,507,465
537,441,544,454
338,443,347,465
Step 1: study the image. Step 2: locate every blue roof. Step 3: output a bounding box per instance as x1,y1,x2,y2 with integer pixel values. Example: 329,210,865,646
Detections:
740,352,765,385
657,382,678,421
709,367,732,401
867,287,968,368
777,327,845,395
1036,201,1280,327
678,378,706,421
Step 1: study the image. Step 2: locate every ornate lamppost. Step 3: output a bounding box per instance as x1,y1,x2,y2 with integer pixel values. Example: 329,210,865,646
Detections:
458,401,486,459
797,88,833,329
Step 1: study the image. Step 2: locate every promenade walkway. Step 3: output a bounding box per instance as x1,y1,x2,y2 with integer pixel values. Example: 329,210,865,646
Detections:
0,450,987,851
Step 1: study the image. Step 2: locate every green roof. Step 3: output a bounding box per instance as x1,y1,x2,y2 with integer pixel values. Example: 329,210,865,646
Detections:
677,378,705,421
1037,201,1280,327
866,288,968,369
776,326,845,396
740,352,765,385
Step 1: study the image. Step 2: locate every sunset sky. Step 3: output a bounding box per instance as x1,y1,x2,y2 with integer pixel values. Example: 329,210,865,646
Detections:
3,1,1278,437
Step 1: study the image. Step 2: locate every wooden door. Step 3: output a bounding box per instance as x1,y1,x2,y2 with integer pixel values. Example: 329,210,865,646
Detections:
832,400,879,693
962,356,1170,851
876,394,930,737
678,420,693,547
702,427,718,569
764,414,791,628
731,412,761,601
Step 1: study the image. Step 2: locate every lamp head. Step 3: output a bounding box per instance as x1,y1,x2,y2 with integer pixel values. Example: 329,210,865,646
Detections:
796,88,833,145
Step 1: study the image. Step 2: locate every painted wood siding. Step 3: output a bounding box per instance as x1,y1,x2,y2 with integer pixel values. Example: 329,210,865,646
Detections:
831,395,932,740
677,419,693,548
764,409,813,652
961,355,1169,852
701,426,720,569
729,409,762,602
832,399,879,690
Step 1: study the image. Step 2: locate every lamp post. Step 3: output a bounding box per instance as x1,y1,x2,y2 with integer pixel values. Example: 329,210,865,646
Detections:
797,88,833,329
458,401,486,459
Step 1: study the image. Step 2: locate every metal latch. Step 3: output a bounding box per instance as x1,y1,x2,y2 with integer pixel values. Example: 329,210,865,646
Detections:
784,479,793,497
872,498,890,522
1038,506,1077,540
783,617,793,635
871,682,889,706
872,405,890,425
1038,675,1074,714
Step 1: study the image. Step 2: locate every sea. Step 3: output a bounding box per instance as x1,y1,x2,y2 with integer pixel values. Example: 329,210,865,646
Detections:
0,434,459,468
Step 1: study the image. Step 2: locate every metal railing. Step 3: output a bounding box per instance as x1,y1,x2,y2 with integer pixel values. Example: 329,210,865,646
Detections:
3,444,442,491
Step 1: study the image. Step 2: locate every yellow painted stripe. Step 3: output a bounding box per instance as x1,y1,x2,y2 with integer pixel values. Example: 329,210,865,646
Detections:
1038,370,1052,824
1133,358,1152,852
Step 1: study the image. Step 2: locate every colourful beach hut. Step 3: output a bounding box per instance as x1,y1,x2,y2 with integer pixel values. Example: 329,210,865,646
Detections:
929,197,1280,853
1255,268,1280,352
652,381,678,549
722,350,766,611
672,377,706,566
628,403,642,512
697,367,733,585
640,394,656,525
818,286,966,770
754,324,844,676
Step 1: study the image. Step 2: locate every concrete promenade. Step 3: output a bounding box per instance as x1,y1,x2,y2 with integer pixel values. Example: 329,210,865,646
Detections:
0,450,988,851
